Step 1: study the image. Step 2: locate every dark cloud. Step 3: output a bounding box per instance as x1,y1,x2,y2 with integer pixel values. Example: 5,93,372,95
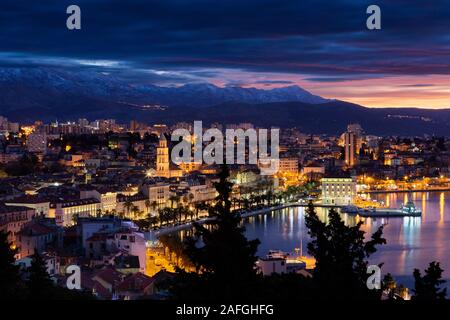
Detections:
0,0,449,84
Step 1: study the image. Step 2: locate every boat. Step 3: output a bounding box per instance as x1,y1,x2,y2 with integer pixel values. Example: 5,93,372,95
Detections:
346,201,422,217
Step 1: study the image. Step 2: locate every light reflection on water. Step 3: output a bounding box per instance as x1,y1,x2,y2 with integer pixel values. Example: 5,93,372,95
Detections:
244,191,450,288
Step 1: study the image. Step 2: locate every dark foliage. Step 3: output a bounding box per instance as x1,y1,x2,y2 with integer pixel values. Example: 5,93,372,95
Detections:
412,261,447,300
304,202,386,299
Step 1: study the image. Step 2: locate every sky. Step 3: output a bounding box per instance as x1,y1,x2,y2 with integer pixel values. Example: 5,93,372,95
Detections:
0,0,450,108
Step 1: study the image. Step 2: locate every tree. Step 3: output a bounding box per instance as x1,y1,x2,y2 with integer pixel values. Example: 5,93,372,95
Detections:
131,205,140,219
158,208,166,226
71,213,80,225
144,199,151,215
0,230,24,299
150,200,158,214
169,195,180,209
412,261,447,300
171,165,260,300
27,251,54,299
304,202,386,299
123,199,133,218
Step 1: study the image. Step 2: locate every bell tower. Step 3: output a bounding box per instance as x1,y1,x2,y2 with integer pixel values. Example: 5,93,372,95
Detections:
156,133,170,176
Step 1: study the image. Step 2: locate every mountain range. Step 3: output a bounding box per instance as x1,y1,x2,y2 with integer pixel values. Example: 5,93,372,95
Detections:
0,67,449,136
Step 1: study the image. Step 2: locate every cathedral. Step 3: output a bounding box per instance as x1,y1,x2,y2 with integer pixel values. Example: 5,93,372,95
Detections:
155,133,183,178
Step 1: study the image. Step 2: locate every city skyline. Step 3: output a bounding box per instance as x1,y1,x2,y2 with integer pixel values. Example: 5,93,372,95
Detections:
0,1,450,109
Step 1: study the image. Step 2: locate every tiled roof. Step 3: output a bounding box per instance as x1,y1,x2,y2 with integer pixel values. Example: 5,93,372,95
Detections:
93,267,123,285
117,272,154,292
0,204,33,214
19,221,56,236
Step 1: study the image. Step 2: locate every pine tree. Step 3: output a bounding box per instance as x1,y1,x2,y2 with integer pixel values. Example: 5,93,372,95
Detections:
304,202,386,299
412,261,447,300
172,165,260,300
27,251,54,299
0,230,23,299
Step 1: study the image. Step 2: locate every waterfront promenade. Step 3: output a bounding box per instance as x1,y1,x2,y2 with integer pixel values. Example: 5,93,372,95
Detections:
146,202,342,238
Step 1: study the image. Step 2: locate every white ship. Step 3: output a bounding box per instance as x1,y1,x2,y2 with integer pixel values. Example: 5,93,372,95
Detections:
342,201,421,217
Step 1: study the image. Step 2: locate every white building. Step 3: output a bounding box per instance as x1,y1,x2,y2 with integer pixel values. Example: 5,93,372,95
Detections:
140,181,171,209
80,188,118,213
257,257,287,276
321,177,356,205
6,196,51,217
50,198,101,227
113,230,146,273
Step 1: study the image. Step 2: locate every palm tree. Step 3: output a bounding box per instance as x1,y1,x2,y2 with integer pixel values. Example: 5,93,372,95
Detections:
182,195,189,206
123,199,133,218
169,195,180,209
188,193,195,204
131,205,140,219
150,200,158,215
158,208,165,226
169,208,178,225
148,216,159,229
194,202,201,219
71,213,79,225
177,206,189,223
144,199,151,215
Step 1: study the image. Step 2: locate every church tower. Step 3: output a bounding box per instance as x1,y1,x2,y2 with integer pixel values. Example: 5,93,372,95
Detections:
156,133,170,176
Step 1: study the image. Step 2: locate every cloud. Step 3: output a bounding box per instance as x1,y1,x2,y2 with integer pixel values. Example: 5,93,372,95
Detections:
0,0,450,108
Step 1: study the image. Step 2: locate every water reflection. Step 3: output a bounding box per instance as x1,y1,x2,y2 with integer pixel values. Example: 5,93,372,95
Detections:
244,191,450,287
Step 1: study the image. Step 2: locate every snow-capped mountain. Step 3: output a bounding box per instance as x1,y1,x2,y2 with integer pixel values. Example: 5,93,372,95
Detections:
0,67,328,114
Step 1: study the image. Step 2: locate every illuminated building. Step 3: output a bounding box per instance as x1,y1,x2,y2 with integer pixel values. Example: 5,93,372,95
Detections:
0,204,36,248
155,133,182,178
321,177,356,205
344,131,357,167
278,157,299,175
50,198,101,227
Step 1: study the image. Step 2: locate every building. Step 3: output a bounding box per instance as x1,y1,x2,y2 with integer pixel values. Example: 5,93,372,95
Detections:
113,230,146,273
344,131,357,167
80,187,118,213
50,198,101,227
6,195,51,217
116,272,155,300
116,193,147,218
257,257,287,276
77,217,123,250
155,134,182,178
17,218,62,258
15,252,60,279
0,204,36,247
91,267,125,298
279,158,299,175
140,181,171,209
347,123,364,136
302,164,325,181
321,177,357,205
